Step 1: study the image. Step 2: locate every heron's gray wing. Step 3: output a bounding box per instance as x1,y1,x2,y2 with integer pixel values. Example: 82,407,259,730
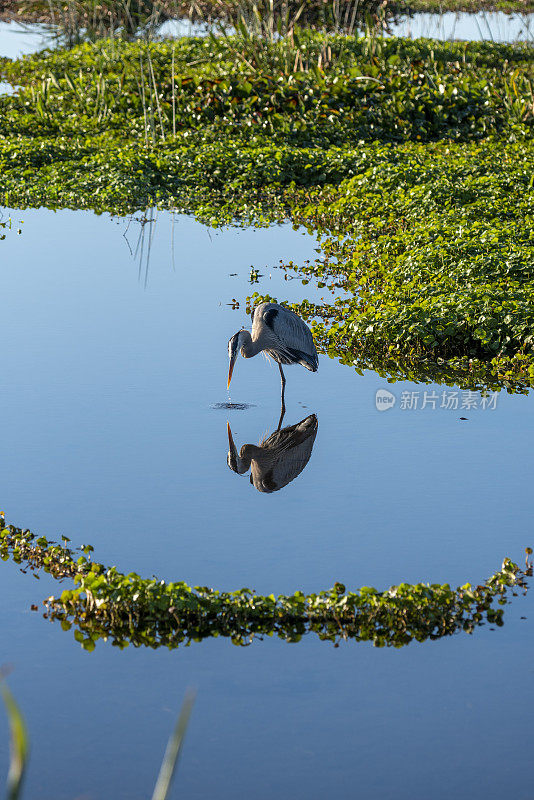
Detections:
261,414,318,451
250,433,317,492
262,304,318,371
252,415,318,492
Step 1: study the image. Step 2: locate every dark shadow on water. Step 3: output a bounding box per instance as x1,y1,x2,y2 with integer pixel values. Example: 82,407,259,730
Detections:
227,413,318,493
213,402,256,410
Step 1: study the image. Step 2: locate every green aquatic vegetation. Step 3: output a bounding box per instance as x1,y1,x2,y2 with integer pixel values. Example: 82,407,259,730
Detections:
253,292,534,391
0,517,530,650
0,35,532,380
267,138,534,378
1,35,533,144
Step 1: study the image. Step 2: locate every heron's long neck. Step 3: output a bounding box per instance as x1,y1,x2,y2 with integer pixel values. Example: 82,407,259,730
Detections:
233,445,261,473
241,444,264,461
240,330,262,358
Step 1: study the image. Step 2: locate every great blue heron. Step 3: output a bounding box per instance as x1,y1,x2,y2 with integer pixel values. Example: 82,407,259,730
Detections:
227,414,318,493
227,303,318,415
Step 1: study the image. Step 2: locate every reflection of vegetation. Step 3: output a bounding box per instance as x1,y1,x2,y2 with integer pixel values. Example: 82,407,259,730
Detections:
0,35,533,385
15,0,173,46
0,215,20,241
0,518,530,650
0,675,193,800
0,677,29,800
11,0,391,40
401,0,534,9
6,0,534,32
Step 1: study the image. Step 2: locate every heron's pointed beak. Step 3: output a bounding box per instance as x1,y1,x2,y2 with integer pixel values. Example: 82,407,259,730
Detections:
227,421,240,474
227,354,236,389
227,421,235,450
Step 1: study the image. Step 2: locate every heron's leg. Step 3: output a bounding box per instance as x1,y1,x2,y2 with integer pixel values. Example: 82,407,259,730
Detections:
277,363,286,430
278,363,286,406
277,403,286,432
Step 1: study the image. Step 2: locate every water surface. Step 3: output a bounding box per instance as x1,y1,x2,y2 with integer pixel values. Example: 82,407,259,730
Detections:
0,207,532,800
0,20,52,59
389,10,533,41
0,18,533,800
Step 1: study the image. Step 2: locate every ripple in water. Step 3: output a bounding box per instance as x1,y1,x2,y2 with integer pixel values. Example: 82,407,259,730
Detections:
212,402,255,410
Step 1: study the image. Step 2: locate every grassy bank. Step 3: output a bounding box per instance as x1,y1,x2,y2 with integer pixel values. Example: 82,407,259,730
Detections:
0,33,533,384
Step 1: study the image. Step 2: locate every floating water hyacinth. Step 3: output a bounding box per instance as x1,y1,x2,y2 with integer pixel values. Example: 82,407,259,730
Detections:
0,517,530,651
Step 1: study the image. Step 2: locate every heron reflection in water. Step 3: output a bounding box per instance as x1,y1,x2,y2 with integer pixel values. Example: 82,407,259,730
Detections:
227,414,318,493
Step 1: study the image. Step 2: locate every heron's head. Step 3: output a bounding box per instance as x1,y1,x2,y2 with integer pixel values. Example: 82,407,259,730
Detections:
226,422,250,475
227,329,247,389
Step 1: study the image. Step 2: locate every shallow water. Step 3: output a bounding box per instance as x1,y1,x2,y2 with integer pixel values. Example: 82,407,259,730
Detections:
0,20,50,95
0,20,53,59
1,18,534,800
0,207,533,799
389,10,533,41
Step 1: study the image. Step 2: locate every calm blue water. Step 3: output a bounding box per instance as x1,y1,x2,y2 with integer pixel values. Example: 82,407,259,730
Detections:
0,207,533,800
0,21,52,59
1,16,534,799
388,10,533,41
